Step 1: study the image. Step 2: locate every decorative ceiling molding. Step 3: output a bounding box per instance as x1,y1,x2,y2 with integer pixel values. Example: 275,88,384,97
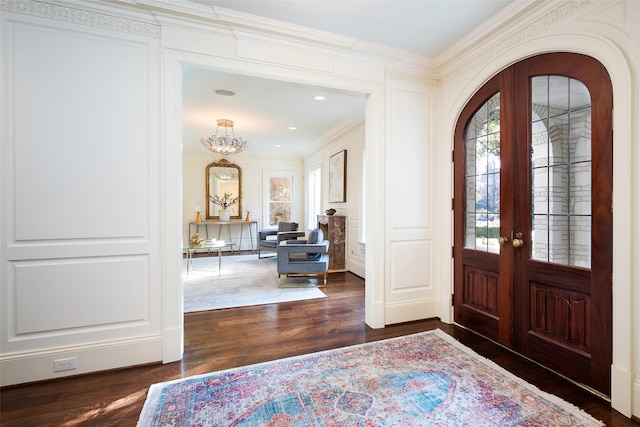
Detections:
441,0,591,83
139,0,213,14
132,0,415,63
385,70,439,88
0,0,161,38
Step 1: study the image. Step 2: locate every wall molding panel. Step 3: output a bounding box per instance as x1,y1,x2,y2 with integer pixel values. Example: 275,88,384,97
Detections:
1,3,162,386
10,256,149,337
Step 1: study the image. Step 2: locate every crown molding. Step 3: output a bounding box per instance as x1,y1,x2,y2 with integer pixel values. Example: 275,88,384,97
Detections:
1,0,161,38
439,0,592,83
385,70,439,88
124,0,433,67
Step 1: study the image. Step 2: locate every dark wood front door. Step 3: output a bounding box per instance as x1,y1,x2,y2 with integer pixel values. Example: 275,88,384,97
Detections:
453,53,613,394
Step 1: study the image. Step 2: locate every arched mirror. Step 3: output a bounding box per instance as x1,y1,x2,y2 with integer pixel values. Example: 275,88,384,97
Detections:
205,159,242,220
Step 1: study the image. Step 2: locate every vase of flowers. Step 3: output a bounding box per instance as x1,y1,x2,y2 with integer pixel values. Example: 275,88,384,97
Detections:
210,191,240,221
219,209,231,221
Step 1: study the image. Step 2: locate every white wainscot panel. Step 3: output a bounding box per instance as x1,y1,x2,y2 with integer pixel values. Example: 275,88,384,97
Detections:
10,256,148,337
389,241,431,296
385,241,436,324
389,87,431,232
11,23,148,241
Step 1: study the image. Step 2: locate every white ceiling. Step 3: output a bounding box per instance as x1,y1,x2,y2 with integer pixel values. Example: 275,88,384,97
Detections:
183,67,366,156
183,0,515,155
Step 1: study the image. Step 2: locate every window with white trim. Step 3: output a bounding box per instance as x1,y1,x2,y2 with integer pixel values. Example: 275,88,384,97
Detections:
307,167,321,229
263,171,294,227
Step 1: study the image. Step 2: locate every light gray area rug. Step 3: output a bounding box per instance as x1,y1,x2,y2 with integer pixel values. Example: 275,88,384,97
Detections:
183,254,327,312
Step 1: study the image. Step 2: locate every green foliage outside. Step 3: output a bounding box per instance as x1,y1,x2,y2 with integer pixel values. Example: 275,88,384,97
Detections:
475,226,500,239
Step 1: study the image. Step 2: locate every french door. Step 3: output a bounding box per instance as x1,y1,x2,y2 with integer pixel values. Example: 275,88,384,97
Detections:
453,53,613,394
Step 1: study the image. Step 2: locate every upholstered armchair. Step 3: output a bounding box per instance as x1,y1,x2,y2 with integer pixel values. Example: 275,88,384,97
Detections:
277,228,329,287
257,221,305,259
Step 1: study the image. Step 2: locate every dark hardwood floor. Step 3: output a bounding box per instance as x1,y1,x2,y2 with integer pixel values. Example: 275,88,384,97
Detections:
1,261,636,426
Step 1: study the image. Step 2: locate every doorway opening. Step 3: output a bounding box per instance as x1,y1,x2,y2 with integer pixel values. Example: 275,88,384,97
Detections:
180,66,367,311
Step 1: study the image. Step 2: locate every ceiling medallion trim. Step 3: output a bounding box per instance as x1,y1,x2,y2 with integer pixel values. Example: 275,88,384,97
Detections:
442,0,592,83
1,0,161,38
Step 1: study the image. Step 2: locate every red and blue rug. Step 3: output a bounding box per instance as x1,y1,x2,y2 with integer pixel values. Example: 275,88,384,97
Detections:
137,329,602,426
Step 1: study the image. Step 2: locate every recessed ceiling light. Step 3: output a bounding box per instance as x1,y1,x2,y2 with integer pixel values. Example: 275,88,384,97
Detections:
288,126,297,130
274,144,281,148
215,89,235,96
314,95,326,101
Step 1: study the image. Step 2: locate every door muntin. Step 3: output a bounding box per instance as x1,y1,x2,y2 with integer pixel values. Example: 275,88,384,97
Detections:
464,92,501,255
530,76,592,268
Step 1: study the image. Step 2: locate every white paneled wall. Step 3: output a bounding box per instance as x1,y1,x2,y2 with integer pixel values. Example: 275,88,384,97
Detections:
1,6,162,385
384,76,436,324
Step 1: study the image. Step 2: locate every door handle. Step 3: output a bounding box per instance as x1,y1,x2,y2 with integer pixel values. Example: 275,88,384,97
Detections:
498,236,509,245
511,231,524,248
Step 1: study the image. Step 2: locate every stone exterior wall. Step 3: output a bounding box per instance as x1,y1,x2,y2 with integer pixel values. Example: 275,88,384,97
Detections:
531,97,592,268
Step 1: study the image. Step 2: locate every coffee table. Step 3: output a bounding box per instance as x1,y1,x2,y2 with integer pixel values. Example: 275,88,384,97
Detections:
184,241,235,276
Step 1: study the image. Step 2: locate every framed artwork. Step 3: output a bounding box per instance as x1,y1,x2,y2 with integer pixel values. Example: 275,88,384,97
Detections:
329,150,347,202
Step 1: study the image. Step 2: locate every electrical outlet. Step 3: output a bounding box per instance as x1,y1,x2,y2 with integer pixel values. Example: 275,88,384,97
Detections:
53,357,77,372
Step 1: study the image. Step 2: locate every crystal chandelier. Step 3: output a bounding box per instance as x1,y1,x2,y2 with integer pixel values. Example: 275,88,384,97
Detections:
214,169,237,180
200,119,249,156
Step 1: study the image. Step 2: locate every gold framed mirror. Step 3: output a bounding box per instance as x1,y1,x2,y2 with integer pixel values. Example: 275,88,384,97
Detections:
205,159,242,220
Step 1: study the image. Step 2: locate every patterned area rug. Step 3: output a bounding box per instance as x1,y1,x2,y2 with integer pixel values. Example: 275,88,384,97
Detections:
183,254,326,312
138,329,603,426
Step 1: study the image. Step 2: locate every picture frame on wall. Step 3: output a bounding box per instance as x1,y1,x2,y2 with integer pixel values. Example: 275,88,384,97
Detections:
329,150,347,203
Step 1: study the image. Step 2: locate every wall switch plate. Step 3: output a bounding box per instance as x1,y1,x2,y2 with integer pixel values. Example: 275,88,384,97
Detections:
53,357,77,372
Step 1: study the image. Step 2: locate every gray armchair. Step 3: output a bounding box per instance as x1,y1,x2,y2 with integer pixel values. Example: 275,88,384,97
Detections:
277,228,329,287
257,221,305,259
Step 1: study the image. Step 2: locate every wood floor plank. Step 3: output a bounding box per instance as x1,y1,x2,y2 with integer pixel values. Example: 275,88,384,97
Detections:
0,268,636,426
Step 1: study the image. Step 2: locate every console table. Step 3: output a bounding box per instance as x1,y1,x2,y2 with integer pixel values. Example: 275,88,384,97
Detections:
317,215,346,271
188,220,258,252
184,241,235,276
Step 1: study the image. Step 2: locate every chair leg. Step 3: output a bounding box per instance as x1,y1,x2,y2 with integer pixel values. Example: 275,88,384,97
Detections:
278,273,327,288
258,247,276,259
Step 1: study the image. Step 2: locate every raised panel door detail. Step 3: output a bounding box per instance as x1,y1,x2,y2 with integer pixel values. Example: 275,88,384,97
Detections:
463,266,498,316
529,282,590,352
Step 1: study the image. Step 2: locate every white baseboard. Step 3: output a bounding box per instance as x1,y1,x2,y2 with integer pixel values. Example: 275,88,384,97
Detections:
384,298,439,325
0,335,163,387
438,295,454,323
163,326,184,363
347,259,365,278
366,300,385,328
633,378,640,419
610,362,633,418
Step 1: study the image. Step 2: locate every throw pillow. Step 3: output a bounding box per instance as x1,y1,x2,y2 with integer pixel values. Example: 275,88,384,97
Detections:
307,228,323,244
307,228,324,259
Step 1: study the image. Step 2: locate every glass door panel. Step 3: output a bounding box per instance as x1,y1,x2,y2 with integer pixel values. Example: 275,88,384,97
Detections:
464,93,501,253
530,76,592,267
